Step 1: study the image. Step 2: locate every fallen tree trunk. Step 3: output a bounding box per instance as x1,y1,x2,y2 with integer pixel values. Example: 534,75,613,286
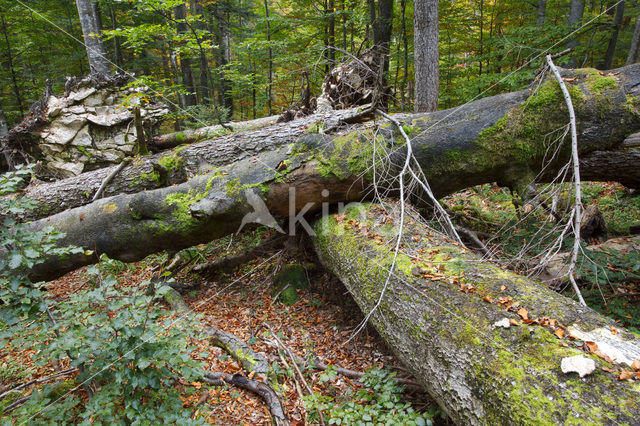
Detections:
10,65,640,221
149,115,279,151
8,107,368,220
24,65,640,280
312,202,640,425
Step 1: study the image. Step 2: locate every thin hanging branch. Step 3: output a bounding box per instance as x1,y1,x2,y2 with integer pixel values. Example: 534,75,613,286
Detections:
545,54,586,307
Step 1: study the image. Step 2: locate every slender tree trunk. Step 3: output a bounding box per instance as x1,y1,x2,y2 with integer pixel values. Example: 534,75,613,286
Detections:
414,0,439,112
628,14,640,65
401,0,408,112
342,0,347,55
479,0,484,77
174,3,197,107
75,0,110,75
328,0,336,68
601,0,625,70
214,1,233,114
264,0,273,115
0,12,24,119
190,0,212,106
370,0,394,109
567,0,586,68
537,0,547,26
107,1,123,67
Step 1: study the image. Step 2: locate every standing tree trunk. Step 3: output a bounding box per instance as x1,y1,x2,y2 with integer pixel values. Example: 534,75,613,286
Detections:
566,0,586,68
213,0,233,114
414,0,439,112
328,0,336,69
536,0,547,26
107,0,123,67
0,11,25,119
264,0,273,115
174,2,197,107
400,0,408,111
370,0,394,110
601,0,625,70
190,0,212,106
75,0,110,76
628,14,640,65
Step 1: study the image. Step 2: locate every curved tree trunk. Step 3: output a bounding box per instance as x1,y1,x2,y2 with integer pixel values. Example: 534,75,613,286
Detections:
312,202,640,425
21,64,640,279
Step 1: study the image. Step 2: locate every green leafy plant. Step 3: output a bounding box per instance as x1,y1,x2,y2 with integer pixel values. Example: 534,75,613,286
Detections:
0,167,206,424
304,367,433,426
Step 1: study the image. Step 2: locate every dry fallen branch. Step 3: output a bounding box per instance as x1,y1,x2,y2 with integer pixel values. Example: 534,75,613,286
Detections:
202,371,288,426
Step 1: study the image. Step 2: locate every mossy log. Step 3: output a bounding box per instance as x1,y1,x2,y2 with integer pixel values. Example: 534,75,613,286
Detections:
7,107,365,221
9,65,640,221
312,203,640,425
24,65,640,280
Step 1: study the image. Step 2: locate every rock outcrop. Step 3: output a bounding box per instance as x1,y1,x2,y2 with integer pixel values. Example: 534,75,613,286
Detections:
39,80,168,178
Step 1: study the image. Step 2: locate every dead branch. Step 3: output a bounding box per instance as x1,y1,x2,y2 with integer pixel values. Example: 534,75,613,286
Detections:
202,371,288,426
92,158,131,201
546,54,587,306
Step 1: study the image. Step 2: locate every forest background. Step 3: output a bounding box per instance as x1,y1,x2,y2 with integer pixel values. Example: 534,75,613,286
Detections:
0,0,637,129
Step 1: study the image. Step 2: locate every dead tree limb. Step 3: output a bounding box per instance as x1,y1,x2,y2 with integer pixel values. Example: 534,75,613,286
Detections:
202,372,288,426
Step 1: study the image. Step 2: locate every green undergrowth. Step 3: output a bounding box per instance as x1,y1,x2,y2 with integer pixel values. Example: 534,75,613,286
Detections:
444,181,640,330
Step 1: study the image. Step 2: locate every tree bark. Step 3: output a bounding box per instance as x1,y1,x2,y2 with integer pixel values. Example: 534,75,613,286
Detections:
370,0,394,109
627,14,640,65
75,0,110,76
22,64,640,280
566,0,586,68
213,0,233,113
536,0,547,26
601,0,625,70
312,202,640,425
264,0,273,115
414,0,439,112
174,3,197,107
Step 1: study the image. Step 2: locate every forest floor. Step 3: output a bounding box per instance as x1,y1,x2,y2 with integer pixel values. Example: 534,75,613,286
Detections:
1,181,638,424
1,229,448,424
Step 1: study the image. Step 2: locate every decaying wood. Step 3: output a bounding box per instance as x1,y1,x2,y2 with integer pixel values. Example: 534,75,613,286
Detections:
202,372,288,426
22,64,640,280
149,115,279,151
312,202,640,425
7,106,367,220
207,328,270,375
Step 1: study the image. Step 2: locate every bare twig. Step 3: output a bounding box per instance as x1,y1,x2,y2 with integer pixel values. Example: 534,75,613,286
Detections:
545,54,587,306
92,158,131,201
264,323,325,426
0,369,76,400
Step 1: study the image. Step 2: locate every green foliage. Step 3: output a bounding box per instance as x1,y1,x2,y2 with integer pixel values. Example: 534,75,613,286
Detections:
0,167,205,424
304,368,433,425
572,248,640,334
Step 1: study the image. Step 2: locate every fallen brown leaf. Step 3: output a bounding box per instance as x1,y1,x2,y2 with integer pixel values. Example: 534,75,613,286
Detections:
554,329,564,339
585,341,598,353
631,360,640,371
618,371,635,381
517,308,529,321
